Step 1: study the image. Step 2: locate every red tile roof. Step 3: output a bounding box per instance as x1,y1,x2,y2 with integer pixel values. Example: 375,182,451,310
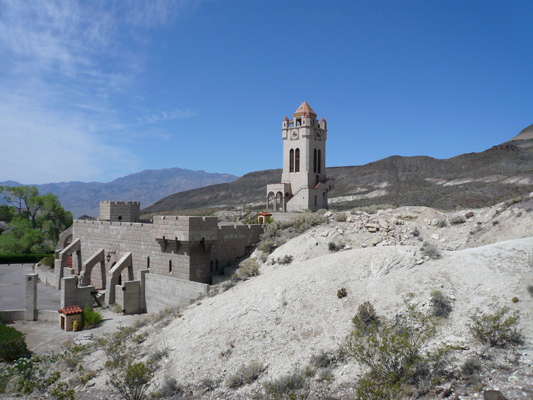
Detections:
293,102,317,118
58,305,83,315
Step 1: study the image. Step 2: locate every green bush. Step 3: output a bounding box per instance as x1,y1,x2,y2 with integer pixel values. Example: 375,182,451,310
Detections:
226,360,265,388
421,242,441,259
0,323,28,362
40,255,55,267
347,302,451,399
261,367,311,398
108,362,153,400
0,253,54,265
450,216,466,225
430,290,452,318
81,306,102,329
237,259,260,279
351,301,380,334
469,306,522,348
335,213,347,222
337,288,347,298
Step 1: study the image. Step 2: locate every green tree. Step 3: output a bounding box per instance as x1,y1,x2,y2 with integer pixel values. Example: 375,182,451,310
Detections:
0,205,15,223
0,187,72,254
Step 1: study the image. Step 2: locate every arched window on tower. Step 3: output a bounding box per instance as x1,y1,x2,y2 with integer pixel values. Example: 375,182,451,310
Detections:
313,149,317,173
318,150,322,174
290,149,294,173
295,149,300,172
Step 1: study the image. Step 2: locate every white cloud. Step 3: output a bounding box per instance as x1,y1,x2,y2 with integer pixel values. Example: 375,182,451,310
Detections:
0,0,200,184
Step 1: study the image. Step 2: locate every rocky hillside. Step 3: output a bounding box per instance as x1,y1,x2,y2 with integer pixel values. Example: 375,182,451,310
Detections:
40,194,533,400
0,168,237,218
143,126,533,214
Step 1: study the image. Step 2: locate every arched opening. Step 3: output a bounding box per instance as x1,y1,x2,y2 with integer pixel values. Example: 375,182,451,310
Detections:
267,191,276,210
169,260,172,273
118,273,122,285
313,149,317,173
276,192,283,211
289,149,294,173
147,256,150,269
118,216,122,222
295,149,300,172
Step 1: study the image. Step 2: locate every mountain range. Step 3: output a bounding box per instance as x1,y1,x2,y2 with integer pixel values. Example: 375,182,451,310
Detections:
143,124,533,214
0,168,237,218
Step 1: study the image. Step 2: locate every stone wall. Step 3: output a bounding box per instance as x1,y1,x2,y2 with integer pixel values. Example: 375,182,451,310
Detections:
35,263,58,287
72,216,263,287
98,201,141,223
144,273,209,313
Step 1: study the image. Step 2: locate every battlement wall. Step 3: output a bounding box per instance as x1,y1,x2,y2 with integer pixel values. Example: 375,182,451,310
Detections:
98,201,141,223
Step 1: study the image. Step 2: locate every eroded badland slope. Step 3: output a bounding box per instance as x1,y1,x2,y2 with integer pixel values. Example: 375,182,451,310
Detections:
66,196,533,400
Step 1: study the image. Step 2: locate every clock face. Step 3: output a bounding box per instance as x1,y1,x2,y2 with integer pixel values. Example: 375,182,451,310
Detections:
291,130,299,140
314,130,321,140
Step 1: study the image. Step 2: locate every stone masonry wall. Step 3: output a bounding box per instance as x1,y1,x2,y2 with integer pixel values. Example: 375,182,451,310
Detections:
98,201,141,222
71,216,263,289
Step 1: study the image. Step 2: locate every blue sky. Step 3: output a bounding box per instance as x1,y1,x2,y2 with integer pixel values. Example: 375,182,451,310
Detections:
1,0,532,184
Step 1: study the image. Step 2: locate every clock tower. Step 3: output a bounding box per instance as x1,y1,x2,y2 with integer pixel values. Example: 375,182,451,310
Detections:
267,102,335,212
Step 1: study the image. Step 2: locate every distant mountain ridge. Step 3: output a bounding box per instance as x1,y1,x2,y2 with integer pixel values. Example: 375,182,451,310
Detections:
1,168,238,218
143,125,533,214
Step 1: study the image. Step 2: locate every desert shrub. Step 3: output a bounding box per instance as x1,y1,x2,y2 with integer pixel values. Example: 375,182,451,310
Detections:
11,356,61,395
152,376,183,398
464,211,474,218
226,360,265,388
346,302,452,399
450,216,466,225
257,213,326,253
316,209,328,215
469,306,522,348
0,323,28,362
82,306,102,329
412,227,420,237
221,276,238,292
148,348,169,364
421,242,441,259
461,357,481,377
278,255,292,265
108,361,153,400
436,219,447,228
337,288,347,298
49,382,75,399
40,255,55,267
351,301,380,334
257,238,277,254
261,368,311,398
328,242,342,252
511,296,519,303
61,344,88,370
430,290,452,318
79,370,97,385
309,350,345,370
335,213,347,222
237,258,260,279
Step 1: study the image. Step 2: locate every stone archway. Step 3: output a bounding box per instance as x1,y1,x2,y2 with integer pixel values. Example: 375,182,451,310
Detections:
80,248,105,288
267,191,276,211
105,252,134,306
276,191,284,211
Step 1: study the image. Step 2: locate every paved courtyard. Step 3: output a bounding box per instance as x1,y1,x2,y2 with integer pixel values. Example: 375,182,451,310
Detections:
0,263,60,311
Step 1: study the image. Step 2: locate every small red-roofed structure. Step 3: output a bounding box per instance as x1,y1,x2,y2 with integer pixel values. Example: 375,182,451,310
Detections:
58,305,83,331
257,212,272,224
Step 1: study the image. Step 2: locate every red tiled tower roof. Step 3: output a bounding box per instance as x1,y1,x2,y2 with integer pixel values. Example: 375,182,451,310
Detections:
293,102,317,118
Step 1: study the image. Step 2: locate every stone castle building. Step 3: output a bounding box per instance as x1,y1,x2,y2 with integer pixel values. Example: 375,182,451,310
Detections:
267,102,335,212
52,102,334,314
54,201,263,313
